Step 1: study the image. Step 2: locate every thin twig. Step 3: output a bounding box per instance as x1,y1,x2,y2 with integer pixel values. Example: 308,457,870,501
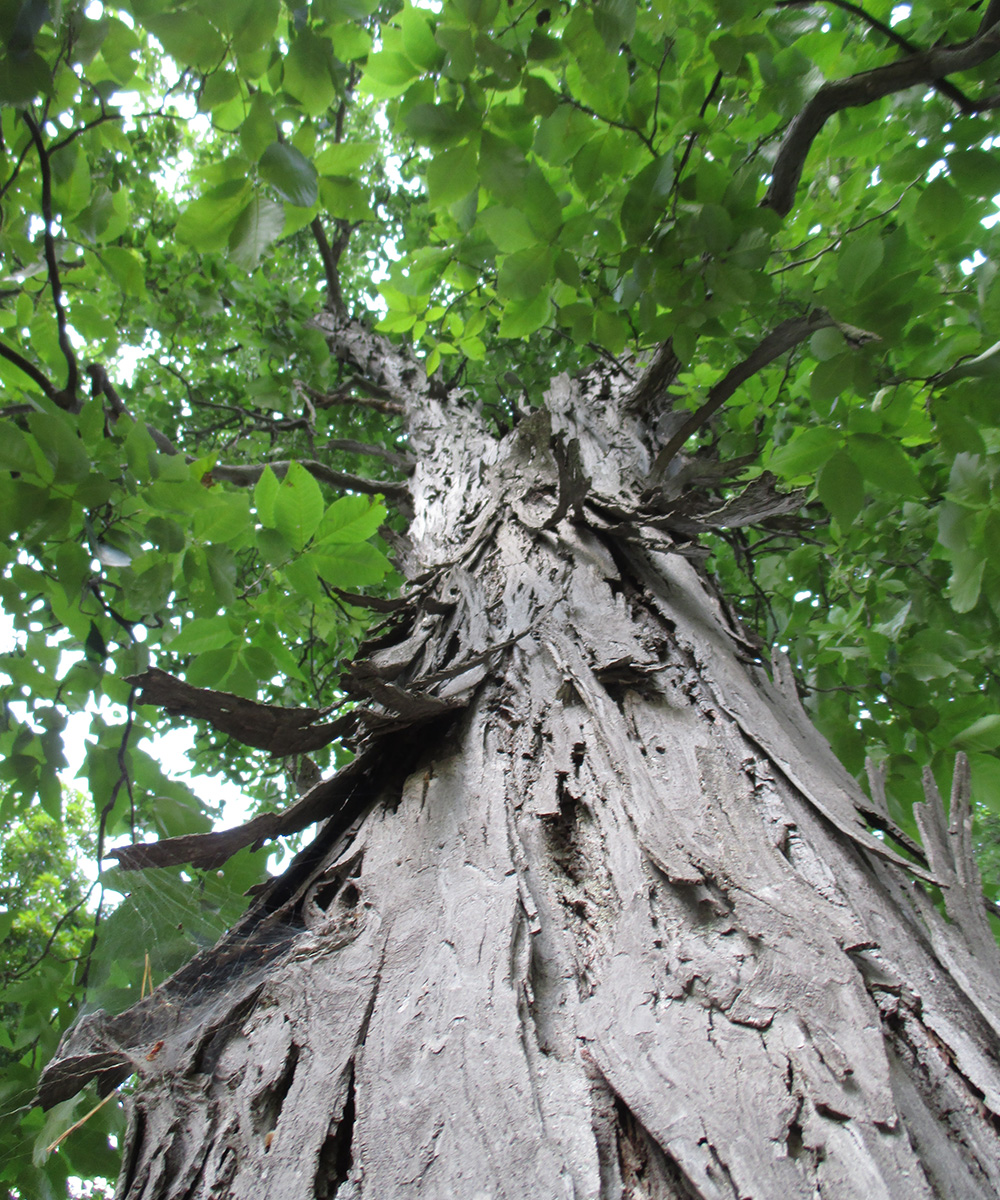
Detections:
46,1089,119,1154
558,94,657,155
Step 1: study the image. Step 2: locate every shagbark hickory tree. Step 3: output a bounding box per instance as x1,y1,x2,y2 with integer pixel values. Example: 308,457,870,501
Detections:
3,0,1000,1196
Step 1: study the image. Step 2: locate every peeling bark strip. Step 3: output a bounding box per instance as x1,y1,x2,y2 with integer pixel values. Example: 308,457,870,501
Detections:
126,668,349,755
42,317,1000,1199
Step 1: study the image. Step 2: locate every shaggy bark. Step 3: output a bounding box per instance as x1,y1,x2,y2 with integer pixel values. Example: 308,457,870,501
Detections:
41,320,1000,1199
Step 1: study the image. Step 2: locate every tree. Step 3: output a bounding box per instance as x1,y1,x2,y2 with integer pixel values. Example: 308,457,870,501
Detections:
4,0,1000,1194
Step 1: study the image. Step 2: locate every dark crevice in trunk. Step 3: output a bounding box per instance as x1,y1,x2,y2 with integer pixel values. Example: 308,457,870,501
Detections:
884,996,1000,1137
613,1094,705,1200
315,1063,357,1200
193,986,264,1078
253,1038,300,1139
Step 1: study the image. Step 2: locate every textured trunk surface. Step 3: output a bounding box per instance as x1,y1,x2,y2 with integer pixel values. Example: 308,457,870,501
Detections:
43,326,1000,1198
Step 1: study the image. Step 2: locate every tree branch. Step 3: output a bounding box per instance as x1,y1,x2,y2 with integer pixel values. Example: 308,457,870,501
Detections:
776,0,977,111
302,380,406,416
322,437,415,473
311,216,348,317
0,337,58,399
650,311,877,477
763,27,1000,216
208,457,410,504
627,339,682,416
23,112,79,406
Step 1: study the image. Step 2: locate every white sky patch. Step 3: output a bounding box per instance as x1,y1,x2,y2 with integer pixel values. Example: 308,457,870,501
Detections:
0,606,251,869
961,249,987,275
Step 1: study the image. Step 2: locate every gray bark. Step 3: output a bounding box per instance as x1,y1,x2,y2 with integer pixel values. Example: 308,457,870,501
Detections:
41,320,1000,1199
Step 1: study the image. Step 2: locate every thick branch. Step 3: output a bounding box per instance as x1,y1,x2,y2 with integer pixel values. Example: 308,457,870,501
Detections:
0,337,58,399
209,457,410,504
763,28,1000,216
650,311,876,476
107,749,377,871
23,113,79,405
627,339,682,416
776,0,977,111
311,215,347,317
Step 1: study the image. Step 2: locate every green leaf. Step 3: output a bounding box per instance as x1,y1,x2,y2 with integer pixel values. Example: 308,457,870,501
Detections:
318,177,375,220
947,149,1000,198
405,101,478,148
817,450,863,528
283,30,338,118
593,0,635,48
497,245,554,301
768,426,841,479
315,496,386,544
498,291,552,338
228,194,285,267
809,327,846,361
426,143,479,208
401,2,444,70
144,11,225,70
362,49,420,95
846,433,921,497
168,616,234,655
0,50,51,104
313,542,391,587
259,143,318,208
314,140,378,175
478,206,537,252
176,180,252,251
193,492,252,544
837,231,884,293
953,714,1000,752
240,91,277,160
621,154,674,240
273,462,324,551
254,465,281,525
102,246,146,297
945,550,986,614
914,177,967,240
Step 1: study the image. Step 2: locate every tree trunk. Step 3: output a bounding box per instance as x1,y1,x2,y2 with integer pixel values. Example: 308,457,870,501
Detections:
41,322,1000,1199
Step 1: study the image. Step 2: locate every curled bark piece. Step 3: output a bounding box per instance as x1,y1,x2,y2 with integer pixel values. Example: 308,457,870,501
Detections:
915,754,998,964
127,668,351,755
107,749,375,871
656,472,806,536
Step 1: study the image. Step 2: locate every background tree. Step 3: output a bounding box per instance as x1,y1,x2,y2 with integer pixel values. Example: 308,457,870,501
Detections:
3,0,1000,1196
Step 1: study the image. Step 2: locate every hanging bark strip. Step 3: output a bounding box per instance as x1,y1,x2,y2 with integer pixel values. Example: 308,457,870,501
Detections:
41,315,1000,1199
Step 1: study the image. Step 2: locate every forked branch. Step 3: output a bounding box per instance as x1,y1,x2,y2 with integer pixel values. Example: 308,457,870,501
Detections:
650,311,877,476
775,0,977,111
764,27,1000,216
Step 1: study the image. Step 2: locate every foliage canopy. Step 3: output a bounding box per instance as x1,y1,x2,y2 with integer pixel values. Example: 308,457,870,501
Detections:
4,0,1000,1192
